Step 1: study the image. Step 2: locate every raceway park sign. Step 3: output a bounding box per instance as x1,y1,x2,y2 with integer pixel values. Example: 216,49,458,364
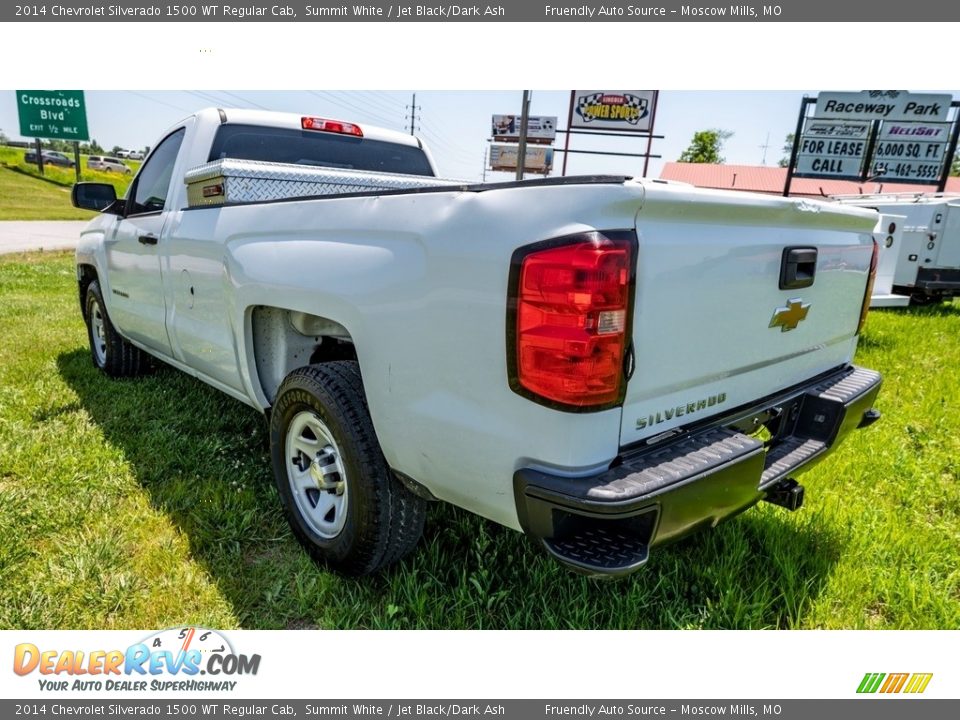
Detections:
792,91,957,184
815,91,950,122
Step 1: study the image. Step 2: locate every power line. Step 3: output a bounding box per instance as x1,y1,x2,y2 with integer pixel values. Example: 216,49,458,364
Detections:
306,91,400,129
417,127,475,163
185,90,233,109
323,91,401,125
354,91,406,117
215,90,270,111
126,91,193,113
419,117,475,156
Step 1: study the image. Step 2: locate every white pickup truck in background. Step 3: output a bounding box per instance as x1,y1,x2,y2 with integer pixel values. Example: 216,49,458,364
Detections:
72,108,883,577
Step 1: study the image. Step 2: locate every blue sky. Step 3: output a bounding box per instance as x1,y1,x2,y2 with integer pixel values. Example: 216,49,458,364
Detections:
2,90,955,181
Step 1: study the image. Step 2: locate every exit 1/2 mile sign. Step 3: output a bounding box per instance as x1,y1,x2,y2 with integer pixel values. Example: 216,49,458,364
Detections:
16,90,89,141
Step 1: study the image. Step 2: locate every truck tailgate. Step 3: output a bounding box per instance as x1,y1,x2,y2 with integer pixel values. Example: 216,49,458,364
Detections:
620,187,878,447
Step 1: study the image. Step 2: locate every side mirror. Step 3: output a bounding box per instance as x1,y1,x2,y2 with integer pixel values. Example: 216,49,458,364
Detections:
72,182,118,212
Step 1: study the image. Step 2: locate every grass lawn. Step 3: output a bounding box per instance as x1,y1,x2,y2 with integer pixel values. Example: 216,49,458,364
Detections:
0,167,97,221
0,251,957,630
0,146,138,221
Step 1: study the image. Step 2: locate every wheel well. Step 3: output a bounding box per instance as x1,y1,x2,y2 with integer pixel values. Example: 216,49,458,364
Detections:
77,264,98,316
251,306,357,404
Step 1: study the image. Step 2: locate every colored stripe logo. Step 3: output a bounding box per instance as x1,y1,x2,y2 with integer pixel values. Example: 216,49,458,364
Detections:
857,672,933,694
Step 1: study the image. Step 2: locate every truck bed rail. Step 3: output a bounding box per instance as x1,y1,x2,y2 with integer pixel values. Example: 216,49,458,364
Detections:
185,158,632,208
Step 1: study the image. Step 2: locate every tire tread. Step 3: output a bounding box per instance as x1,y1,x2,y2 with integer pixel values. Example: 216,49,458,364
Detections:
271,361,426,576
84,280,148,378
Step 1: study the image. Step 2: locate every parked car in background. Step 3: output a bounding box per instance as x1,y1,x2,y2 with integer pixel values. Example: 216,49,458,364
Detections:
87,156,132,174
24,149,75,167
128,150,145,160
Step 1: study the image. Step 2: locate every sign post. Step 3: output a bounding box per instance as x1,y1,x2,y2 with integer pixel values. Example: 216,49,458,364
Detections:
558,90,661,177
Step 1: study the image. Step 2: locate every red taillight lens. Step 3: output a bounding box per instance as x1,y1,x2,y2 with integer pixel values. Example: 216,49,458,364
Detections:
857,238,879,334
509,232,635,410
301,116,363,137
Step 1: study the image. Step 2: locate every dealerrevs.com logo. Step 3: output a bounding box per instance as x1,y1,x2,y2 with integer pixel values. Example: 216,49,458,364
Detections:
13,628,260,693
857,672,933,694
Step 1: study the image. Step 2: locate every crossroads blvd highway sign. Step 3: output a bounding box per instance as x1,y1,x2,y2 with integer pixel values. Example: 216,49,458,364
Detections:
17,90,89,141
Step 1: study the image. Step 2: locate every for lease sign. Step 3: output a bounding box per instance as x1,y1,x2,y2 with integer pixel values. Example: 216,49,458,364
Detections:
795,119,870,178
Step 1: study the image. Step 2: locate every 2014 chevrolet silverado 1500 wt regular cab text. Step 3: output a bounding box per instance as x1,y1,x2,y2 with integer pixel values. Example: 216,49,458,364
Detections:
71,108,884,577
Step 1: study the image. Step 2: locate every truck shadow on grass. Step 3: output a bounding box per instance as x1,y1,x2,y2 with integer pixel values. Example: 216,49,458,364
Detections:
58,349,842,630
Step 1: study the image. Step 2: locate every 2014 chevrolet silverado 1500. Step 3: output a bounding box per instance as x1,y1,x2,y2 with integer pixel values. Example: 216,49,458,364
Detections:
71,108,883,576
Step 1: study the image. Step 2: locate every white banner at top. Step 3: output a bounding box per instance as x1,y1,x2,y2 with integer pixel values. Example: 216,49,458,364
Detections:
815,91,952,122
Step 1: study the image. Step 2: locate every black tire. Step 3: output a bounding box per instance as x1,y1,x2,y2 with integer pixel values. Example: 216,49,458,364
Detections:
270,361,427,576
84,280,148,377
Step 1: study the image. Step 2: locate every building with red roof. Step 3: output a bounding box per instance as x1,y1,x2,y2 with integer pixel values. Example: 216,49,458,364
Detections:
659,162,960,198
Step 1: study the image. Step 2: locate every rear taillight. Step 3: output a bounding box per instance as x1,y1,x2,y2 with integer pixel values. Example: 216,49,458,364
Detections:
857,238,879,334
507,231,636,411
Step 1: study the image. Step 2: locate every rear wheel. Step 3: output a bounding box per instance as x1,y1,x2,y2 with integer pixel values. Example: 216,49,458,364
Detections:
84,280,148,377
270,362,427,576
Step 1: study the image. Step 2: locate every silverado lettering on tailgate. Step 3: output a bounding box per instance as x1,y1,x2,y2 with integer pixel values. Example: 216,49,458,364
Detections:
636,392,728,430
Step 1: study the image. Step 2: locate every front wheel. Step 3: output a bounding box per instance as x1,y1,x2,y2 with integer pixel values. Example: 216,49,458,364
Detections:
269,362,427,576
84,280,148,377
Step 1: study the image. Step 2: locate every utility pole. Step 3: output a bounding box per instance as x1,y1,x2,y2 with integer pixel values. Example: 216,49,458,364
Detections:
759,132,770,165
516,90,531,181
405,92,420,136
482,145,488,182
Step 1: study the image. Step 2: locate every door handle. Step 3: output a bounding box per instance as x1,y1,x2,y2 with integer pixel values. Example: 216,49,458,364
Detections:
138,234,159,246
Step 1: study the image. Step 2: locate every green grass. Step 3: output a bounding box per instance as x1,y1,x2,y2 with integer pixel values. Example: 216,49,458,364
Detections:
1,252,958,629
0,167,97,221
0,146,138,220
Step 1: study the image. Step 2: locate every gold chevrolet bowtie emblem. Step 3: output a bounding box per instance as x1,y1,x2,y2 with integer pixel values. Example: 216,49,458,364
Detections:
769,299,810,332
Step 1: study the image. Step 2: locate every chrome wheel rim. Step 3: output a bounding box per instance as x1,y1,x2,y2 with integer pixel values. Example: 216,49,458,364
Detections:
90,299,107,366
285,410,348,539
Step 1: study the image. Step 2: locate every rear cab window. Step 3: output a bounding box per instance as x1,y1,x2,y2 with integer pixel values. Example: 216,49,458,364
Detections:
208,124,435,177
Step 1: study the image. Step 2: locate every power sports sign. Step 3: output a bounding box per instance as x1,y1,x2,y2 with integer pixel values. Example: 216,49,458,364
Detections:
571,91,657,132
788,91,959,188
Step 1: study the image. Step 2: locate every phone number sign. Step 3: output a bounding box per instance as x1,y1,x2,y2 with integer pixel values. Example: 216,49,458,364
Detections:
871,121,951,182
17,90,89,141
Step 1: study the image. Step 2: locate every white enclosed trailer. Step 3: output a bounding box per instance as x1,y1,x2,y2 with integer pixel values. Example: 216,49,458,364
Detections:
835,193,960,305
870,213,909,308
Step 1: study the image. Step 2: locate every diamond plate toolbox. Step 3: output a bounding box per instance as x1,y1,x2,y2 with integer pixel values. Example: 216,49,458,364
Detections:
185,159,462,207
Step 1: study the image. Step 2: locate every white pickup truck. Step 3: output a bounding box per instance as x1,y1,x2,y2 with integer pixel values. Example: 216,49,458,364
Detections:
72,108,883,577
